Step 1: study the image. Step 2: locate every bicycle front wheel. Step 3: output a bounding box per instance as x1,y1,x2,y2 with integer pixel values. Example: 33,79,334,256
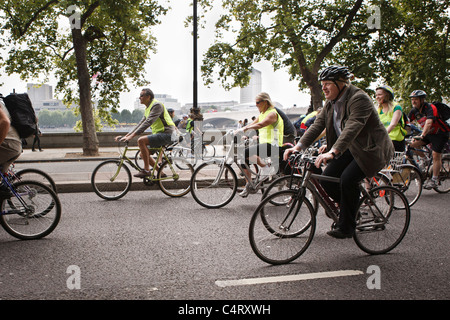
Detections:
261,175,318,213
91,160,132,200
203,143,216,159
391,164,423,207
158,158,194,197
249,190,316,265
190,162,237,208
354,185,410,255
0,180,61,240
433,156,450,193
15,168,58,193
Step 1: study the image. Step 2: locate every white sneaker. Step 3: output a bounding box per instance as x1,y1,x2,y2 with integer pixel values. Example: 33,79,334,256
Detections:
423,178,438,190
239,185,250,198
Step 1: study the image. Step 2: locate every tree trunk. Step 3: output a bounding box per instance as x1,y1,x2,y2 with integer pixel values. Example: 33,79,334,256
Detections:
309,82,324,110
300,67,324,110
71,28,99,156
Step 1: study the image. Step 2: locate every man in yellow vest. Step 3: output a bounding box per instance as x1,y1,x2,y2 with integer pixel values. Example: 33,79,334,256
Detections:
115,88,176,178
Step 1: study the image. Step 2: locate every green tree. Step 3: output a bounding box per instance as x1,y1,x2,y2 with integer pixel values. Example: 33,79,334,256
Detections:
131,108,144,123
200,0,449,109
62,109,80,127
37,109,53,127
200,0,373,109
0,0,168,155
386,0,449,106
120,109,132,124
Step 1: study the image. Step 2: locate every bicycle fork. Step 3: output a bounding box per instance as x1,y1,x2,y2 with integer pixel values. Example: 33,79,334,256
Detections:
278,174,311,232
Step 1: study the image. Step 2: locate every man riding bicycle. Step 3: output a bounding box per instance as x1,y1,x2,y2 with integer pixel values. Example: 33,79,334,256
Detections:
284,65,394,239
115,88,176,178
408,90,450,189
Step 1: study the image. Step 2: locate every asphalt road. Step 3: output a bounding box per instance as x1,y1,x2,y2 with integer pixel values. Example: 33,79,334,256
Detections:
0,184,448,306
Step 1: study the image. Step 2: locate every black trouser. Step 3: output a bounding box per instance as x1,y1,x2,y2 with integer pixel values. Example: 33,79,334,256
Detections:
320,150,366,232
392,139,405,152
32,135,41,150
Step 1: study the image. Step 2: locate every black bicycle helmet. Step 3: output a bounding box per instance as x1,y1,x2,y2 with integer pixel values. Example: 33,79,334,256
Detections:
318,65,354,82
409,90,427,98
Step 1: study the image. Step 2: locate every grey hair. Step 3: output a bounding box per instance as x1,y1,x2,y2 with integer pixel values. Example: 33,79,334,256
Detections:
142,88,154,100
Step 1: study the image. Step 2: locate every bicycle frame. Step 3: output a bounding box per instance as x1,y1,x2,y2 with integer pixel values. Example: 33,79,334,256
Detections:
0,172,32,216
205,131,269,190
117,142,173,182
285,155,390,228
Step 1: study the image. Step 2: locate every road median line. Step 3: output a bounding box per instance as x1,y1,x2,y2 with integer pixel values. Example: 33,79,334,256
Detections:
215,270,364,287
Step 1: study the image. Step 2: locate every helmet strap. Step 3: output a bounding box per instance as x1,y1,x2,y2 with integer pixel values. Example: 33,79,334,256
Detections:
332,80,348,102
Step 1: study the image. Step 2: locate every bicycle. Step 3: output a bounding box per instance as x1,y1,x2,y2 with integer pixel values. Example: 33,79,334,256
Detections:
134,132,216,170
5,163,57,193
249,152,411,265
91,139,194,200
0,170,61,240
404,137,450,193
373,151,423,207
260,147,319,211
190,130,282,208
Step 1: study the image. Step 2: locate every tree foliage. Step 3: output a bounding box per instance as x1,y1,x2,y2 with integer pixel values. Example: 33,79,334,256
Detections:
0,0,168,154
200,0,449,110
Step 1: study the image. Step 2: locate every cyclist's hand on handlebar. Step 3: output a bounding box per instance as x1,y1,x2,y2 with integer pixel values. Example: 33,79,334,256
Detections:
234,128,244,136
318,145,327,154
114,136,123,142
240,135,249,141
283,147,299,161
314,152,333,168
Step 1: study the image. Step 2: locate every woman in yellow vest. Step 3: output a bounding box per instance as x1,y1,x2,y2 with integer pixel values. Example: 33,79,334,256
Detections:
115,88,176,178
376,85,406,152
234,92,284,197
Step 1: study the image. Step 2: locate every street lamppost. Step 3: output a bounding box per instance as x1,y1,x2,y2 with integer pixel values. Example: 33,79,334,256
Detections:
193,0,199,112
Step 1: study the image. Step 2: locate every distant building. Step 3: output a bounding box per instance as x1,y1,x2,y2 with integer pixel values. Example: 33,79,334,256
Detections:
27,83,66,113
134,93,182,112
240,68,262,104
183,100,239,113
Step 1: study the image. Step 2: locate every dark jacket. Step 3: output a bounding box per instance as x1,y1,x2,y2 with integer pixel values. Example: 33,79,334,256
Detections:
300,84,394,177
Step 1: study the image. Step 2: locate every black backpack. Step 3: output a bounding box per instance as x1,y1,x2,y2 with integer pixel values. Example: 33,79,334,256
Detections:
432,101,450,121
2,93,37,139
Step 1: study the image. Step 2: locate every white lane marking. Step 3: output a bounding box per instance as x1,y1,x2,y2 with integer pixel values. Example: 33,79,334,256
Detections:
215,270,364,287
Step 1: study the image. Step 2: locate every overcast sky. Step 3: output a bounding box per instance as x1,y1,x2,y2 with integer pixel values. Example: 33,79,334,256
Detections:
0,2,311,110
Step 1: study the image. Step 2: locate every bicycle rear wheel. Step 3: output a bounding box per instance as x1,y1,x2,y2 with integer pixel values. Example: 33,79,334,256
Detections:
0,180,61,240
15,168,57,193
433,156,450,193
190,162,237,208
354,185,410,255
249,189,316,265
91,160,132,200
158,158,194,197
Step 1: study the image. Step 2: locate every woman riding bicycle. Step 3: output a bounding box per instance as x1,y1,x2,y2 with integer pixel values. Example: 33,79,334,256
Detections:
234,92,284,198
284,65,394,239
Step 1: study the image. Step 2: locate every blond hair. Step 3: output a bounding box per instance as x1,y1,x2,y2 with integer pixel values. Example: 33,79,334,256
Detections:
256,92,274,108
